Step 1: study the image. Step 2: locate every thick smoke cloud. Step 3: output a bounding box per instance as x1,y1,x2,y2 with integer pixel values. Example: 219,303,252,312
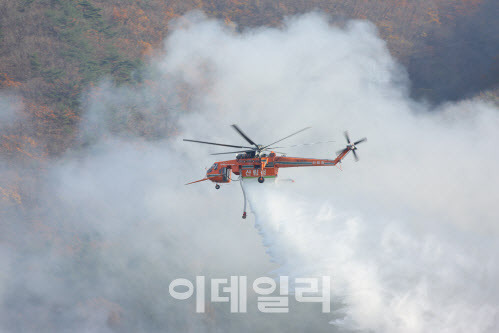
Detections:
164,12,499,332
1,11,498,332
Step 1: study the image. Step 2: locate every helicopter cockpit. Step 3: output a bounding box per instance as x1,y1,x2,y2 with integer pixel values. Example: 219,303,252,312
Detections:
207,163,218,173
206,163,231,183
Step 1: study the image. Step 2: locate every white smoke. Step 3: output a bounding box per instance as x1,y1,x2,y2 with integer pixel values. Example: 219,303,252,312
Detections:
0,93,23,124
2,11,498,333
163,12,499,332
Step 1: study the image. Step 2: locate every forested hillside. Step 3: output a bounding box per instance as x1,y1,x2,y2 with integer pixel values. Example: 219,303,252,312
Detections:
0,0,497,202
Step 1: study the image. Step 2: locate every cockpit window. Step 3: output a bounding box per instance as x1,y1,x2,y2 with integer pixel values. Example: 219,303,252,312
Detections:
213,163,218,170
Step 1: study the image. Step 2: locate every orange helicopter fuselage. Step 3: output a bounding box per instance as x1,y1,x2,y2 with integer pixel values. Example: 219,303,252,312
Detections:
205,149,350,184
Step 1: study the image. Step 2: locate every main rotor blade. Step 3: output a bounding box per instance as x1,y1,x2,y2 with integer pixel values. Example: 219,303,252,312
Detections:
268,140,335,149
183,139,253,149
231,124,258,147
352,150,359,162
210,150,253,155
263,127,311,149
344,131,351,144
354,137,367,145
211,149,288,156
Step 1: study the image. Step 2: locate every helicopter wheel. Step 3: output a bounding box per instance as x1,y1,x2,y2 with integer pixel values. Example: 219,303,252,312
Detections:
258,177,264,183
215,184,220,189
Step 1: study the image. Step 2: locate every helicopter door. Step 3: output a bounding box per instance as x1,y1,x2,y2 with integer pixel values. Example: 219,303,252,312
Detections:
221,167,231,182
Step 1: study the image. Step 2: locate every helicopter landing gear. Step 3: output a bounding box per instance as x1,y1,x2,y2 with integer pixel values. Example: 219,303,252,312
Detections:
258,176,265,183
215,184,220,189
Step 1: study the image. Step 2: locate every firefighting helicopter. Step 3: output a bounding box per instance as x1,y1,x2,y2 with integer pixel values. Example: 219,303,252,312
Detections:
184,124,366,219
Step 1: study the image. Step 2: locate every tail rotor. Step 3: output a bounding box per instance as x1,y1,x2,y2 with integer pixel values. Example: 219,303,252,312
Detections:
337,131,367,162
